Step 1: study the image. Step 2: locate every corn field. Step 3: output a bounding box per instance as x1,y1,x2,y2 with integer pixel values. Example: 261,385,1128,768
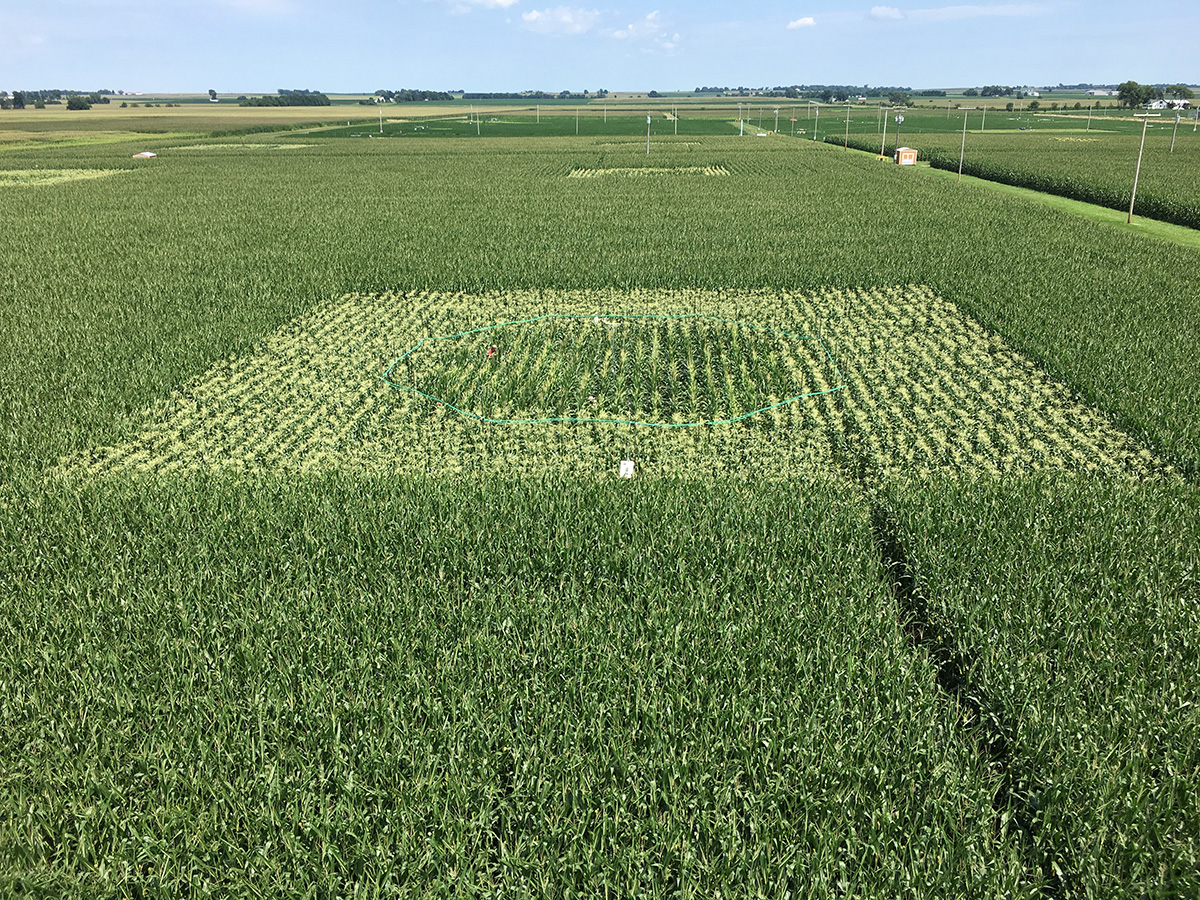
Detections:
65,288,1169,482
1,123,1197,898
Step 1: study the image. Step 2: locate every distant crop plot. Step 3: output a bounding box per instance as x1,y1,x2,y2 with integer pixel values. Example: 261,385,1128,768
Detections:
164,143,313,151
0,168,126,187
567,165,731,178
63,288,1170,481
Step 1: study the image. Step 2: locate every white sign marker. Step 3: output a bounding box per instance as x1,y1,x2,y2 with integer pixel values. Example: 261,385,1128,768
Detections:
619,460,635,478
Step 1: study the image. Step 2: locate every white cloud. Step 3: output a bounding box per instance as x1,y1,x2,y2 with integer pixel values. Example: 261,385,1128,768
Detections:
870,6,904,18
610,10,679,52
787,16,816,28
613,10,662,39
521,6,601,34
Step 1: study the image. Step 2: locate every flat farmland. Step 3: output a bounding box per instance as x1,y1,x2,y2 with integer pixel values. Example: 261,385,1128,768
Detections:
64,287,1167,481
0,102,380,153
1,117,1198,897
824,104,1200,227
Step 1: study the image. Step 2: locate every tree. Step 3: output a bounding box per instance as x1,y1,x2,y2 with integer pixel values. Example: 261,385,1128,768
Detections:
1168,84,1194,100
12,91,25,109
888,91,910,106
1117,80,1156,108
963,88,979,97
209,89,217,101
1027,100,1040,110
66,95,91,110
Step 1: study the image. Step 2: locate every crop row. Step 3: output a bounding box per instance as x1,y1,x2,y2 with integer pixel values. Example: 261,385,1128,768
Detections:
3,121,1198,897
831,128,1200,229
1,475,1035,896
3,136,1199,479
566,165,731,178
0,168,126,187
881,475,1200,898
64,287,1170,482
385,313,837,426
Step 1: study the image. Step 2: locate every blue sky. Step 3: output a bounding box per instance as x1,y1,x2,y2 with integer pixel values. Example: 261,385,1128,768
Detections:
1,0,1196,94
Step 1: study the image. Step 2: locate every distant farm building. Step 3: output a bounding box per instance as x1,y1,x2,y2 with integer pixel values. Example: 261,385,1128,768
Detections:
1146,99,1192,110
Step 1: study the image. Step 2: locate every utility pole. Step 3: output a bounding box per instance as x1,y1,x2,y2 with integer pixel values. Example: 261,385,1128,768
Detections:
1129,113,1160,223
958,108,976,181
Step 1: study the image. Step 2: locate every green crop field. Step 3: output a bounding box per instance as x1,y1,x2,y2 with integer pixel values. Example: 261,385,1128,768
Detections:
62,287,1168,483
1,107,1198,898
824,104,1200,228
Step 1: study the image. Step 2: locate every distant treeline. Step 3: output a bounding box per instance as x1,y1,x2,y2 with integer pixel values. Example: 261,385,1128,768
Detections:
239,90,331,107
461,90,608,101
0,88,112,109
694,85,913,100
371,89,455,103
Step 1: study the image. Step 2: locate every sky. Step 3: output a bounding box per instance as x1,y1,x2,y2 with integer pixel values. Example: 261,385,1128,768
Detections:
1,0,1196,95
